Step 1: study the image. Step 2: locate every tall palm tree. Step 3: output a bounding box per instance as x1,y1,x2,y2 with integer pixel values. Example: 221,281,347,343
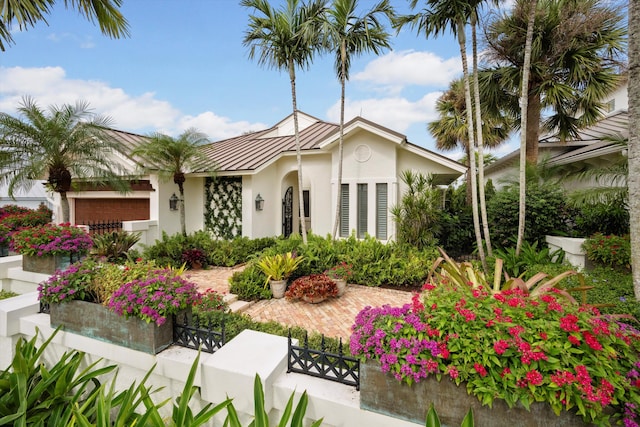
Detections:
395,0,489,270
324,0,394,240
482,0,626,164
242,0,327,245
429,77,512,205
131,129,211,237
0,96,131,223
1,0,129,51
629,0,640,300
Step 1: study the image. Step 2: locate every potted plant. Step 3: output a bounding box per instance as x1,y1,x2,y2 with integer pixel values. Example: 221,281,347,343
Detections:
182,247,207,270
256,252,303,298
324,262,353,296
351,256,640,426
284,274,338,304
11,223,93,274
39,258,203,354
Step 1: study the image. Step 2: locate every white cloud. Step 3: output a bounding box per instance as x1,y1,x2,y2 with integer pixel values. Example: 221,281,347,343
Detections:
326,91,443,135
353,50,462,92
0,66,265,140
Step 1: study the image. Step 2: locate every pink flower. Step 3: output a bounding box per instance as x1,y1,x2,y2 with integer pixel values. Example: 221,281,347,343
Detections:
526,370,543,386
494,339,509,355
474,363,487,377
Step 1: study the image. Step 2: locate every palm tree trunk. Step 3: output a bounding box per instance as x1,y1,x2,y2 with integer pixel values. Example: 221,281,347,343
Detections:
332,44,348,240
458,20,487,272
629,0,640,300
516,0,538,256
178,184,186,236
471,14,492,257
289,58,308,245
526,92,542,164
60,191,70,224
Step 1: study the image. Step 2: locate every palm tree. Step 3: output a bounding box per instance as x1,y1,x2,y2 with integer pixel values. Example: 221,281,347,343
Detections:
0,96,131,223
131,129,211,237
324,0,394,240
629,0,640,300
395,0,488,270
429,77,512,205
1,0,129,51
242,0,327,245
482,0,626,164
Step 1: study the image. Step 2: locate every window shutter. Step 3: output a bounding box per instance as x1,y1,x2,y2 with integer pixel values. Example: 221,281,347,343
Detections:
376,183,387,240
340,184,349,237
357,184,368,238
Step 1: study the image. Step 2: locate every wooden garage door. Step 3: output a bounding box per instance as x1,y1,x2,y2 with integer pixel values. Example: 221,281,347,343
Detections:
75,198,150,224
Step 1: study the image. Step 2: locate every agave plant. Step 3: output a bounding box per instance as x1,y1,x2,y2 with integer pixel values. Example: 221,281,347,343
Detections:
91,230,141,263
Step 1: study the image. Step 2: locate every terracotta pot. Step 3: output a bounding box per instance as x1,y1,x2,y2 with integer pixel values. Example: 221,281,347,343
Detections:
302,294,326,304
333,279,347,296
270,279,287,299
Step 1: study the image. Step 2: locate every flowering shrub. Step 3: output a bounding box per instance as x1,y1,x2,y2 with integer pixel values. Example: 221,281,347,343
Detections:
38,258,100,304
108,268,201,325
0,204,52,247
324,262,353,281
350,279,640,424
583,233,630,268
284,274,338,301
11,223,93,256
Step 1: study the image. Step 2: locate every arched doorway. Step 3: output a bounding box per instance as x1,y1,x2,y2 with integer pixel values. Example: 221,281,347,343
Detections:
282,186,293,237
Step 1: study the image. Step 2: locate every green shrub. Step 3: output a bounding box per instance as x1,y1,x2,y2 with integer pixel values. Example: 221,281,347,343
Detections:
491,240,565,278
229,264,273,301
582,266,640,321
487,183,571,248
0,289,18,300
573,199,629,237
582,233,631,268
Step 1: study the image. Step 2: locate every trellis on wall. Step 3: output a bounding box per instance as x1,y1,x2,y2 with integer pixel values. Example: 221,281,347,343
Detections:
205,177,242,239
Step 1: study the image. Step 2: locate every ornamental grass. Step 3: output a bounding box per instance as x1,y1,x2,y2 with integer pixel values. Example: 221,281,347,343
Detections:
350,267,640,425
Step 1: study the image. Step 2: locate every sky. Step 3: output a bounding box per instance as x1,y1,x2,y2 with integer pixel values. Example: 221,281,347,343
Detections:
0,0,518,160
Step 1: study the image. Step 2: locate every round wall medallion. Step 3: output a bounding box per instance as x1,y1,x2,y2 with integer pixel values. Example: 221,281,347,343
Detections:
354,144,371,162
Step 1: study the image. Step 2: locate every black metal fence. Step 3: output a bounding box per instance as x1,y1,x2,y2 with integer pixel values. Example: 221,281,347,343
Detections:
83,220,123,235
172,313,226,354
287,332,360,389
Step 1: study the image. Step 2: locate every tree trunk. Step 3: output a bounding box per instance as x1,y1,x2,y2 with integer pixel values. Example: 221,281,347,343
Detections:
178,183,186,236
629,0,640,300
60,191,70,224
525,91,542,164
458,19,487,272
332,42,347,240
472,15,492,257
289,58,308,245
516,0,538,256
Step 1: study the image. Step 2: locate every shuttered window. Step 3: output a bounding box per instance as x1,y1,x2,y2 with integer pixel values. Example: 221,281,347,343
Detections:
357,184,368,238
340,184,349,237
376,183,387,240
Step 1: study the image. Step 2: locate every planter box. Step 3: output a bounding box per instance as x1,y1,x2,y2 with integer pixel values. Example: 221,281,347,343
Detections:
50,300,182,354
22,253,80,275
360,360,593,427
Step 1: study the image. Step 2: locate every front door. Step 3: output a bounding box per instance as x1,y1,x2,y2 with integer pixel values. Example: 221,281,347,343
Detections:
282,186,293,237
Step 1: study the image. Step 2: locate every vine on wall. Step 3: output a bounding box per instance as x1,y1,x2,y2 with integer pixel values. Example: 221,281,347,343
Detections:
205,176,242,239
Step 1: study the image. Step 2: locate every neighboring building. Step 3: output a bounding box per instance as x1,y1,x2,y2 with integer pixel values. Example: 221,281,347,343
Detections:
64,112,466,241
0,180,54,212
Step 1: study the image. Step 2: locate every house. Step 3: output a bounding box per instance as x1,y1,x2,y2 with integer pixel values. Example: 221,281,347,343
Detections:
63,112,466,242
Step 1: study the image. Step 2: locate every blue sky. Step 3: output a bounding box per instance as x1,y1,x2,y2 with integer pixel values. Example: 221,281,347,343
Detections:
0,0,516,158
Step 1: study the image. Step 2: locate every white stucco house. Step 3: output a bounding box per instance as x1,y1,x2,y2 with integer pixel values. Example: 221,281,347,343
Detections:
62,112,465,242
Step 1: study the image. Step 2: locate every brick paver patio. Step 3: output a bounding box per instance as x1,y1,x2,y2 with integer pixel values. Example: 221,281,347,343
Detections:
185,266,413,341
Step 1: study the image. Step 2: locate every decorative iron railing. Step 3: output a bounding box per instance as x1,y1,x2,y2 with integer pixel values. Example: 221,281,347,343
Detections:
173,313,226,354
83,220,123,235
39,301,50,314
287,332,360,389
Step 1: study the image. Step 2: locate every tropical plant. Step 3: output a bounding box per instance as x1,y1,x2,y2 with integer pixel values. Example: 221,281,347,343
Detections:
395,0,489,270
0,97,132,223
256,252,304,285
583,233,631,269
324,261,353,281
323,0,394,239
242,0,327,245
0,0,129,51
181,247,207,269
10,223,93,256
425,404,474,427
131,129,212,236
284,273,339,301
91,230,141,263
390,170,443,250
351,263,640,424
492,240,565,278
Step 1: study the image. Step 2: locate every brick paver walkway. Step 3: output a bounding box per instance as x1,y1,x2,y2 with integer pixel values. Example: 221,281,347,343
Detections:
185,267,413,341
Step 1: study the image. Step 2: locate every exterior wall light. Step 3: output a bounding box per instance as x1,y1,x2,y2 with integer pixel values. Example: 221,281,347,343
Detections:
255,193,264,211
169,193,179,211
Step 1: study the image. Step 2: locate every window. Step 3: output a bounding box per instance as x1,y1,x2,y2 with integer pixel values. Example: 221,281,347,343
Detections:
357,184,368,238
376,183,387,240
605,99,615,113
303,190,310,218
340,184,349,237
